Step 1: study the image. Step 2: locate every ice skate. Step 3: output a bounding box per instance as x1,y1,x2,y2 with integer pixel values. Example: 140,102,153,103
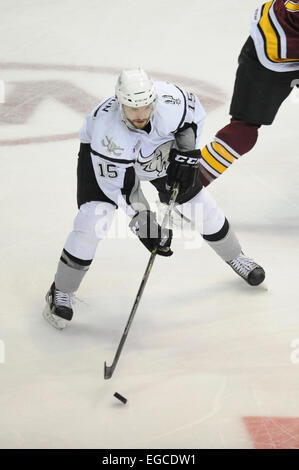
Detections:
227,253,265,286
43,282,73,330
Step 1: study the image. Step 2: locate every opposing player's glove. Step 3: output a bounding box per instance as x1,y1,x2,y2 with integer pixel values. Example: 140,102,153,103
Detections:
166,148,201,194
129,210,173,257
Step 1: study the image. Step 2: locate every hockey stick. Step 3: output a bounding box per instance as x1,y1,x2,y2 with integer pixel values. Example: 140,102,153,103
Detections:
104,183,179,380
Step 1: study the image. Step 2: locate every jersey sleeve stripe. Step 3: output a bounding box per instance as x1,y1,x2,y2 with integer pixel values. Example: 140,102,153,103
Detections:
258,1,281,63
90,147,135,165
258,0,299,63
285,1,299,11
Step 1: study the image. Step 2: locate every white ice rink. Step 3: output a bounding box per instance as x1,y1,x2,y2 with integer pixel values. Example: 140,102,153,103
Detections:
1,0,299,449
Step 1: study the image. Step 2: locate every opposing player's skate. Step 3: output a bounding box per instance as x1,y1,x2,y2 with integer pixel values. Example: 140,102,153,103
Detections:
227,253,265,286
43,282,73,329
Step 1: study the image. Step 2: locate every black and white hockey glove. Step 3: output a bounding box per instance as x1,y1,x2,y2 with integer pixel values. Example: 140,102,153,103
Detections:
166,148,201,194
129,210,173,257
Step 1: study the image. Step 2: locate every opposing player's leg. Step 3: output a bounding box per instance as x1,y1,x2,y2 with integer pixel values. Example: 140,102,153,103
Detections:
200,118,260,186
200,36,299,186
177,187,265,285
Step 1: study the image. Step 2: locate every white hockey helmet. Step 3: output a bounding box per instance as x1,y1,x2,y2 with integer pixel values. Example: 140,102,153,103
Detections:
115,68,157,127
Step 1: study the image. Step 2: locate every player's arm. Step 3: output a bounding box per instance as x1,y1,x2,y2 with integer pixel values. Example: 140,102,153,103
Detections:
88,149,149,216
80,102,172,256
174,88,206,150
167,90,205,193
79,104,150,216
88,149,173,256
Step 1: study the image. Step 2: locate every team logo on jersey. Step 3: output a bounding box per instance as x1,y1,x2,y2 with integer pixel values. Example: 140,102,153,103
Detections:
162,94,181,105
138,141,173,175
101,136,124,156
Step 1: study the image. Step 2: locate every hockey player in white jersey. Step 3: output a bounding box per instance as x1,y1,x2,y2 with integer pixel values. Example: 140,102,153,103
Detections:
43,68,265,329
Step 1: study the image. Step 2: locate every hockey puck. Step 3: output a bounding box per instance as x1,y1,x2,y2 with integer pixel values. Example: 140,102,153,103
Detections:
114,392,127,404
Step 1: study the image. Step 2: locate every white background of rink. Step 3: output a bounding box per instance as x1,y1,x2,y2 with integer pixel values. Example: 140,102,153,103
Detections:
0,0,299,449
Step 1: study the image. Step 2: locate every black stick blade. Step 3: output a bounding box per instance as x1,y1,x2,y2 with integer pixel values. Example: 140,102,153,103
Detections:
104,361,113,380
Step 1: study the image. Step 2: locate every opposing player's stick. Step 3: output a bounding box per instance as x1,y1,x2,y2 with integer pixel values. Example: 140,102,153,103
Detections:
104,183,179,380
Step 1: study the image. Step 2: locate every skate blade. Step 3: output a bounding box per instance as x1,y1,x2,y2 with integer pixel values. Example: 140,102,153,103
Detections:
43,304,68,330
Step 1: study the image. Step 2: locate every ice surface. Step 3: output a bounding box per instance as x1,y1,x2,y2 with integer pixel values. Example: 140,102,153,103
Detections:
0,0,299,449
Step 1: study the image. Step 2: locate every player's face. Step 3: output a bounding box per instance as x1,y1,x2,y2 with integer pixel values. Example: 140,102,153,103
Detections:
123,104,153,129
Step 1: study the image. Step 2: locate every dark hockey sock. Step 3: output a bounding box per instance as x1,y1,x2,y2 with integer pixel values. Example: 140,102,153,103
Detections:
200,118,260,186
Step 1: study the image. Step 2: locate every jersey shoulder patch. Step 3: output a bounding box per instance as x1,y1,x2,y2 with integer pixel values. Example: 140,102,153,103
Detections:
155,81,185,107
154,81,187,134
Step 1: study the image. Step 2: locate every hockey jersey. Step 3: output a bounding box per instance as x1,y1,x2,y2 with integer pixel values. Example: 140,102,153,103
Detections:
79,81,206,216
250,0,299,71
